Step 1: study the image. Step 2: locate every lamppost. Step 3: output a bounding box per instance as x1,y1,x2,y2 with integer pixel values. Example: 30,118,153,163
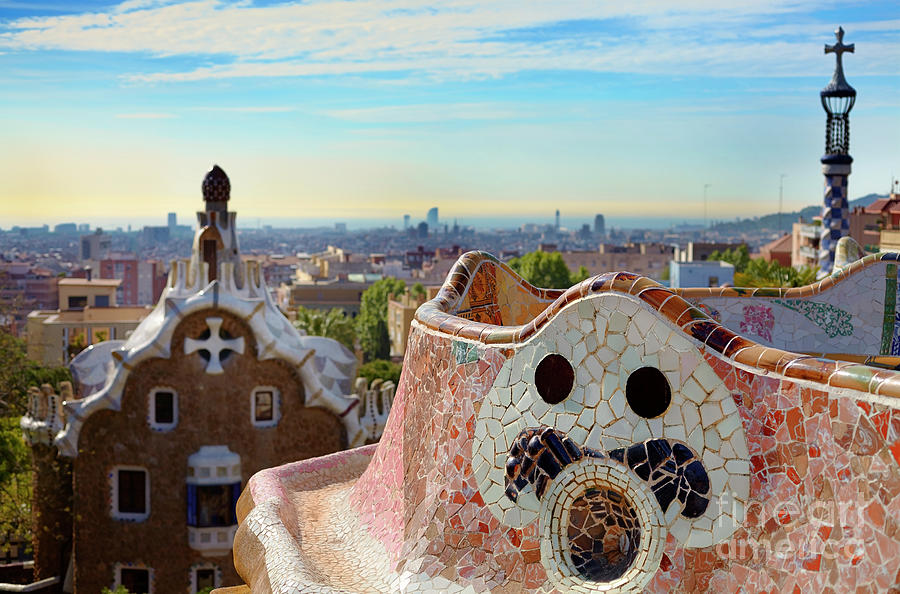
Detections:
778,174,787,234
703,183,711,237
818,26,856,278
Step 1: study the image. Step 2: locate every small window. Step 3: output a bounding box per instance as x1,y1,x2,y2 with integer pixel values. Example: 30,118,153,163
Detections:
68,295,87,309
119,568,150,593
251,387,279,428
95,295,110,307
192,566,218,593
148,389,178,431
191,484,237,527
112,467,149,521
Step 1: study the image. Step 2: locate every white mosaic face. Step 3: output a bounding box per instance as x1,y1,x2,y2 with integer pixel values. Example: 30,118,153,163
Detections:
472,292,750,550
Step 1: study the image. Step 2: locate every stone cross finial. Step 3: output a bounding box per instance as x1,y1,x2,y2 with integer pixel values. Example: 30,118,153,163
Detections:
184,317,245,374
824,26,854,88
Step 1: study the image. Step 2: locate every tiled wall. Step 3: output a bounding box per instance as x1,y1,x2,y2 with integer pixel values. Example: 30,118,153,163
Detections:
233,251,900,592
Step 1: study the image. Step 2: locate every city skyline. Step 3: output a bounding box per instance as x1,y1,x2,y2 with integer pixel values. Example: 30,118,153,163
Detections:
1,0,898,227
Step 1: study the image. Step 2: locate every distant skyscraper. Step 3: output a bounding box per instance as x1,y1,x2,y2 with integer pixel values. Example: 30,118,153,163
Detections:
426,207,439,229
167,212,177,229
417,221,429,239
403,214,410,230
555,209,560,231
594,214,605,237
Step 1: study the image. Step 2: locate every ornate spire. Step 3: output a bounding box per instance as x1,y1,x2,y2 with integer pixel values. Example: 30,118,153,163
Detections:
822,27,856,97
202,165,230,204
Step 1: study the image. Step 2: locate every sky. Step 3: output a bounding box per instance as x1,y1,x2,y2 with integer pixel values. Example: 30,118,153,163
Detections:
0,0,898,230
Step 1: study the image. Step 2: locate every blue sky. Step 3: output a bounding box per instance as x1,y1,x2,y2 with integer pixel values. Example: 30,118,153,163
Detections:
1,0,898,229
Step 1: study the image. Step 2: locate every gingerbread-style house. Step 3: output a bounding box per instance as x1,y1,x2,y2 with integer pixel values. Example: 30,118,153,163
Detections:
21,166,385,593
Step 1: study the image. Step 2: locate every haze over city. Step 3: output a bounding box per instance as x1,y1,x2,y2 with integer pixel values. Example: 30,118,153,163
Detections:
1,0,898,229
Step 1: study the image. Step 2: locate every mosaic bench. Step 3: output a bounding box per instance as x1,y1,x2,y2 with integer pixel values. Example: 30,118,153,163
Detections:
227,251,900,593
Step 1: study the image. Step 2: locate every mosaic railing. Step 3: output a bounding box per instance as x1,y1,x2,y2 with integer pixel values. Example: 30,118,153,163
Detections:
228,251,900,593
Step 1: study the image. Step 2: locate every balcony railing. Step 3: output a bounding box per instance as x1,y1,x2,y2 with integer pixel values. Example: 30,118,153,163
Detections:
799,245,819,261
881,230,900,253
799,224,820,240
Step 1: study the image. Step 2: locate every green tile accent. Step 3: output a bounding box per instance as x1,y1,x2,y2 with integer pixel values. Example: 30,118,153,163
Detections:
452,340,479,365
773,299,853,338
881,264,896,355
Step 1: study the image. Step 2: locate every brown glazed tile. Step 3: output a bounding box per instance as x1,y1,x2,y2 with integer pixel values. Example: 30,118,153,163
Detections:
576,278,593,298
611,271,640,293
866,369,900,394
721,287,758,298
454,322,487,340
751,287,784,298
793,284,816,299
562,287,581,306
483,328,518,345
675,287,708,300
658,295,690,324
705,326,738,354
589,272,617,294
723,335,754,358
637,287,676,311
478,324,501,343
684,320,719,345
874,376,900,399
782,357,836,384
438,317,467,335
827,365,877,392
773,352,801,375
628,276,660,297
815,275,836,293
756,348,786,371
676,306,709,327
517,320,538,342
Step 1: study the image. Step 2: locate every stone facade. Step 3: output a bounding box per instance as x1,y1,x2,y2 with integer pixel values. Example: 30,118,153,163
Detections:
71,309,347,592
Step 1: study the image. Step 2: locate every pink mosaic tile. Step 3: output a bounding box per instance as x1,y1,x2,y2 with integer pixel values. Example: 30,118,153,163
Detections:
229,251,900,593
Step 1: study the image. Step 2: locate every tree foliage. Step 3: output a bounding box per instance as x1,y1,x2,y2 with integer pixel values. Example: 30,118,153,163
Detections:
292,307,356,351
357,359,402,385
708,245,751,273
735,259,818,288
409,282,427,301
0,327,71,546
507,251,590,289
0,329,71,417
708,245,816,288
356,277,407,362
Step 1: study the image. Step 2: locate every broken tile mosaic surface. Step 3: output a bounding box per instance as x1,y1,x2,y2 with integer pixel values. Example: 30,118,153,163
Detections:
227,251,900,593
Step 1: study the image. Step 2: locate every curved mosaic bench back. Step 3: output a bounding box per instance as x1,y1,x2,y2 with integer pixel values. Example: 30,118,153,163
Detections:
416,251,900,399
341,251,900,592
677,253,900,358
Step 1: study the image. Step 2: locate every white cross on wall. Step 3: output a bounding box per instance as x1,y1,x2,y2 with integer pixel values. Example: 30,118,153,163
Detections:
184,317,245,375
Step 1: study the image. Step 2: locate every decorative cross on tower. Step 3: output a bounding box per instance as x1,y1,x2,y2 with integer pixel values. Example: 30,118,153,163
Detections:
825,26,854,88
817,26,856,279
184,317,245,374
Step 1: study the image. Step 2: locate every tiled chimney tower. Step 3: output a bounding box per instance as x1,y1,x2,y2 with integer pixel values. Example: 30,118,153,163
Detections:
818,27,856,278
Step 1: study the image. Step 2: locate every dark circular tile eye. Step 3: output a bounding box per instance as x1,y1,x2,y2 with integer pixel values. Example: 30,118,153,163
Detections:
625,367,671,418
534,353,574,404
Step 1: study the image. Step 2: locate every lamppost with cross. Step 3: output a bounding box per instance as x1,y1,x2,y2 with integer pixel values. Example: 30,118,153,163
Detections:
817,26,856,278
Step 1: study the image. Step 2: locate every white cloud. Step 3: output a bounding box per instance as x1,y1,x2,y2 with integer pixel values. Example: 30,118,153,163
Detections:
1,0,897,82
325,102,532,123
114,112,176,118
190,105,296,113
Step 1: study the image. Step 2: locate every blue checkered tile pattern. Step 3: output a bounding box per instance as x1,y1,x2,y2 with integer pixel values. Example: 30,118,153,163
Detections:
818,174,850,278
